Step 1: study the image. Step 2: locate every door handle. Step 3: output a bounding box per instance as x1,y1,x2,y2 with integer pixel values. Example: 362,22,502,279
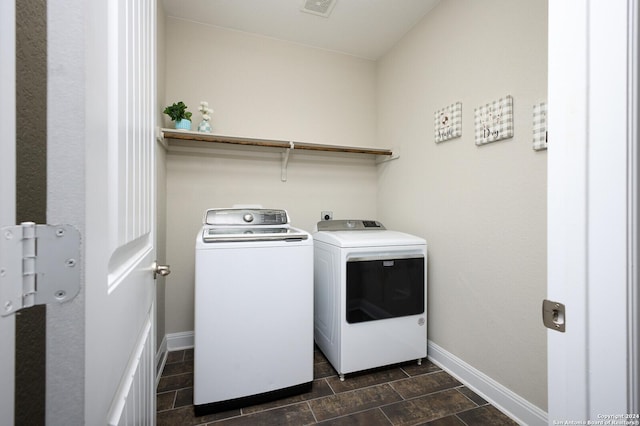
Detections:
153,261,171,279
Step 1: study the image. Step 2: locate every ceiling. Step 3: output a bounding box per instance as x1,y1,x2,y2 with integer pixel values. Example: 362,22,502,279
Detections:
161,0,441,60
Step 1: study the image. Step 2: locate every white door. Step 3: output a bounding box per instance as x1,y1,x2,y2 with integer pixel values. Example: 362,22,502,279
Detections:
0,0,16,422
548,0,639,421
82,0,158,423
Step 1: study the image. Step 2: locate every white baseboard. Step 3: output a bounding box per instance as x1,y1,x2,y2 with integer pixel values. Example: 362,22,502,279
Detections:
427,340,548,426
156,332,193,388
166,330,194,351
155,335,168,388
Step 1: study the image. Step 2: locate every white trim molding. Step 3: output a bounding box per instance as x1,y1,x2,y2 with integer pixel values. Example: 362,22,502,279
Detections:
627,0,639,413
428,340,547,426
157,332,193,387
166,331,194,351
155,335,168,388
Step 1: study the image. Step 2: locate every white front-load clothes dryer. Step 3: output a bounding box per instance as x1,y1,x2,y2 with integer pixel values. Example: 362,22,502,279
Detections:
313,220,427,380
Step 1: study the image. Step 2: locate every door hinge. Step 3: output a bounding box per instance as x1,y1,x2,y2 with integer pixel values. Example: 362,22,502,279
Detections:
0,222,81,317
542,299,566,332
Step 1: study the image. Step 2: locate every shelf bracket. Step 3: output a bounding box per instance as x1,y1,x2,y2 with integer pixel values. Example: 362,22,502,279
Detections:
155,127,169,150
281,141,295,182
376,146,400,164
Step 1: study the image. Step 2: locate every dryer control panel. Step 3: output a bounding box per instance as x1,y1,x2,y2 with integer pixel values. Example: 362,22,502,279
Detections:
317,219,386,231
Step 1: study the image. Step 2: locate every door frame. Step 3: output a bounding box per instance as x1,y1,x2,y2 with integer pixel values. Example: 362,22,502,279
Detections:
0,0,17,422
45,0,87,423
547,0,639,420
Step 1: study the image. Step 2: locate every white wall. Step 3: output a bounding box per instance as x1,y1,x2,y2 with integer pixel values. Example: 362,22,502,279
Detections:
376,0,548,411
163,18,379,334
164,17,377,147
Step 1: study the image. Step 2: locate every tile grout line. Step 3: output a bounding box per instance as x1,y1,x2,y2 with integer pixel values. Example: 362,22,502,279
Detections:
453,384,488,406
455,413,472,426
158,373,193,381
171,391,177,411
306,384,466,424
378,407,395,426
322,377,338,396
305,400,319,424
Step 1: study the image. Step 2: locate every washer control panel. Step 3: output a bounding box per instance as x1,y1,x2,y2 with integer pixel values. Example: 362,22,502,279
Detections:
204,208,289,226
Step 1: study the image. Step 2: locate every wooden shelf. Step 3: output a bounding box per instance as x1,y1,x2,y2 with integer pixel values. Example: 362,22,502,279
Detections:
158,128,398,181
160,129,394,156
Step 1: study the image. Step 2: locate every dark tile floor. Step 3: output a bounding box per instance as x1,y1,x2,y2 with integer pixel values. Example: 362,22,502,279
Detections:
157,347,518,425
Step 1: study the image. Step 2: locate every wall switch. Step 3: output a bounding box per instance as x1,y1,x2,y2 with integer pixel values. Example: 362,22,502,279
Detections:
321,211,333,221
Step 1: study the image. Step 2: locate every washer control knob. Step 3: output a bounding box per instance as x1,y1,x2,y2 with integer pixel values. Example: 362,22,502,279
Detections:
243,213,254,223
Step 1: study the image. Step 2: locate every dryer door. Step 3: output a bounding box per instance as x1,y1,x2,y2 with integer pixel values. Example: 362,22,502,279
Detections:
346,256,425,324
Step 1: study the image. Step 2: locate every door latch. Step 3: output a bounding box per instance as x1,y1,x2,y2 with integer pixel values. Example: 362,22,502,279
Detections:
542,299,566,332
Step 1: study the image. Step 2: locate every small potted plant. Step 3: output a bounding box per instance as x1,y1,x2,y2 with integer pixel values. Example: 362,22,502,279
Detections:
163,101,193,130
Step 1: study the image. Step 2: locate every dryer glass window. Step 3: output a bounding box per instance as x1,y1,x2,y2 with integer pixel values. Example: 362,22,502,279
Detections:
346,257,425,323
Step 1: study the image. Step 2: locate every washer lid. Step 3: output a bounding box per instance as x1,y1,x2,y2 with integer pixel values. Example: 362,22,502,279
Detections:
202,226,309,243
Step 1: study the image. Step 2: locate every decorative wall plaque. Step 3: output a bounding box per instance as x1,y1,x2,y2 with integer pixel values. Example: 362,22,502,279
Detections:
532,102,547,151
474,95,514,146
434,102,462,143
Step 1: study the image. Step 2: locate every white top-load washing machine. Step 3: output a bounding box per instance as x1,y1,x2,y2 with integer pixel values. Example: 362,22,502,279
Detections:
194,207,313,415
313,219,427,380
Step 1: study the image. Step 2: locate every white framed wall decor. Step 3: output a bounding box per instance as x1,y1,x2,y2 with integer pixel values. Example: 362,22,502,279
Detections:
474,95,514,146
532,102,547,151
434,102,462,143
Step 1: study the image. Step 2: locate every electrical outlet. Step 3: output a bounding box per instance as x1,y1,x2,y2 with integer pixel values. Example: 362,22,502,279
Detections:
321,211,333,221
